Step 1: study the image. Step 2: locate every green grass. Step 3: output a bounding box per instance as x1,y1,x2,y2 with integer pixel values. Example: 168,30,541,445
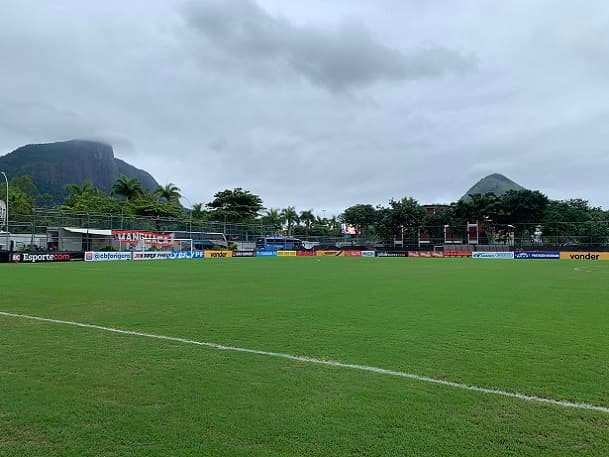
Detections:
1,257,609,456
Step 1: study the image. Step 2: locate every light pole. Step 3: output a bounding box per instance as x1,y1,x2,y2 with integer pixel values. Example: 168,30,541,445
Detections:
1,171,8,251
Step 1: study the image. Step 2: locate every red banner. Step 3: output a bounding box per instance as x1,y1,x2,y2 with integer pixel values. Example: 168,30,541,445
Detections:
112,230,174,246
296,251,315,256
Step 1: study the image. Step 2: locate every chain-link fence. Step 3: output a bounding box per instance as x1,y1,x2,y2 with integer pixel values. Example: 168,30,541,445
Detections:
2,208,609,252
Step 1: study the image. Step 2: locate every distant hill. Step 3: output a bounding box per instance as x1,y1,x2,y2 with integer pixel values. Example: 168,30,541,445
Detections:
461,173,526,200
0,140,159,204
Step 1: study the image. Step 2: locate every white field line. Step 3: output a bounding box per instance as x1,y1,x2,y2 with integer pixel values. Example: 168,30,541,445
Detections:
2,310,608,414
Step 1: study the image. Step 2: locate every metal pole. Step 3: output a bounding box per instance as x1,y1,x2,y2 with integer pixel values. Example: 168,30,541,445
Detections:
1,171,8,251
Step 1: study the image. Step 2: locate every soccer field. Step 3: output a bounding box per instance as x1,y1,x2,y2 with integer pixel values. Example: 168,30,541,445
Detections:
1,258,609,456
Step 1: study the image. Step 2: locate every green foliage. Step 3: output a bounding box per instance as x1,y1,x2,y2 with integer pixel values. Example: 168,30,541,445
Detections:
206,188,264,223
154,183,181,205
112,175,144,201
280,206,299,235
341,204,378,236
260,208,283,231
377,197,425,242
7,175,36,217
299,209,315,234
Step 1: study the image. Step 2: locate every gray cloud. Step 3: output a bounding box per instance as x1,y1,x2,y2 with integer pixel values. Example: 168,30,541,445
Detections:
1,0,609,215
181,0,474,91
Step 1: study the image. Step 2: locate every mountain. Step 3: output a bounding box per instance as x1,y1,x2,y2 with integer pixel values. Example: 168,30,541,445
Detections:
0,140,159,204
461,173,526,200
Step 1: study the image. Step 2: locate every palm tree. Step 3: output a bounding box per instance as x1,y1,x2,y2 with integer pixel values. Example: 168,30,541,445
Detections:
191,202,206,219
112,175,144,201
65,181,99,197
299,209,315,234
280,207,300,236
154,183,181,204
64,181,101,205
261,208,283,232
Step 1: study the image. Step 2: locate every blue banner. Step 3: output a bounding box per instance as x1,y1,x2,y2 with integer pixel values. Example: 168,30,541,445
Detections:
256,250,277,257
514,251,560,260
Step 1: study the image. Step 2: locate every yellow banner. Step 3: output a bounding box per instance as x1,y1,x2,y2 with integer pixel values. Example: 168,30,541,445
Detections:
205,250,233,259
560,252,609,261
315,250,345,257
277,250,297,256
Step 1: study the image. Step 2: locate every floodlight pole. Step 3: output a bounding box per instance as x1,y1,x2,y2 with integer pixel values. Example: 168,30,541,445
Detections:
1,171,8,251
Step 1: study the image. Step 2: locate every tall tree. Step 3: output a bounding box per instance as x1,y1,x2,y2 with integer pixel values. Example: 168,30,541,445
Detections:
341,204,377,236
7,176,36,218
64,181,101,206
112,175,144,201
154,183,181,204
377,197,425,244
280,206,299,236
261,208,283,231
299,209,316,234
206,188,264,223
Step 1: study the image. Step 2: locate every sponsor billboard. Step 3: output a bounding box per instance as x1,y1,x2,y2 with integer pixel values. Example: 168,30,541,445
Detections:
343,250,362,256
256,250,277,257
315,250,345,256
12,252,74,263
361,250,375,257
85,251,132,262
233,250,256,257
472,252,514,259
296,250,315,256
515,251,560,260
560,251,609,261
205,250,233,259
277,250,297,256
376,251,408,257
112,230,174,247
132,251,173,261
169,251,204,259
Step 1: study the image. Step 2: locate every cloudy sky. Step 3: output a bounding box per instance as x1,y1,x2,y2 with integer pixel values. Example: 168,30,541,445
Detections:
1,0,608,215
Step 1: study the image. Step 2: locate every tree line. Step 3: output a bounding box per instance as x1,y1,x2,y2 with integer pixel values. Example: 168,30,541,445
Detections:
5,175,609,243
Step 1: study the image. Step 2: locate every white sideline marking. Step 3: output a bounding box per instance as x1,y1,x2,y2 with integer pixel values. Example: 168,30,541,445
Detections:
2,310,608,414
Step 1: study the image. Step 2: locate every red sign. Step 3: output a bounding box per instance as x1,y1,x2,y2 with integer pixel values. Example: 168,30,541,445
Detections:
112,230,174,246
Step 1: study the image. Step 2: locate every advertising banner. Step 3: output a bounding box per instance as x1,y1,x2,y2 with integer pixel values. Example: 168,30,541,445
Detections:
205,250,233,259
343,250,362,256
169,251,204,260
515,251,560,260
256,250,277,257
376,251,408,257
296,251,315,256
361,250,375,257
315,250,345,256
560,252,609,261
233,250,256,257
472,252,514,259
432,252,444,257
277,250,297,256
112,230,174,247
85,251,132,262
11,252,75,263
132,251,173,261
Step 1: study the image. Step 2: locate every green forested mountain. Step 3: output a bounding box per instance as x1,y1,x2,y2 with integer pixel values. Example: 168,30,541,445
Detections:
461,173,525,200
0,140,159,204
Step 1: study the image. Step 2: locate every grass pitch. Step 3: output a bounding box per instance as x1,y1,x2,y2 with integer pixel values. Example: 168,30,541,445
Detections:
1,257,609,456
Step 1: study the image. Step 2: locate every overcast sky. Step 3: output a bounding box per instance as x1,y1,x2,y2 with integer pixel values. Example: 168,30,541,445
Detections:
1,0,608,215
